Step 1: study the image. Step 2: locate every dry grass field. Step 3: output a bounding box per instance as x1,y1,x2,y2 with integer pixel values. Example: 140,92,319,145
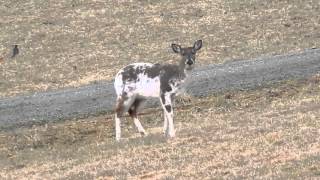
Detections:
1,0,320,179
0,0,319,97
0,76,319,179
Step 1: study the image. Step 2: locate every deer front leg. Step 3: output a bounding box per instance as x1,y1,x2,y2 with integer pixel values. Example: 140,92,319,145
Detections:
160,92,175,138
163,109,168,134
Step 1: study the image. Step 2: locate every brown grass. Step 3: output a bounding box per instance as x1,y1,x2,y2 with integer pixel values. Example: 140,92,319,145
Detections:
0,0,319,97
0,75,319,179
1,0,319,178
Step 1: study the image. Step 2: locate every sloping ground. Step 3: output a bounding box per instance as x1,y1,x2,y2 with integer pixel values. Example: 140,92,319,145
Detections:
1,49,320,129
1,0,319,97
0,75,319,179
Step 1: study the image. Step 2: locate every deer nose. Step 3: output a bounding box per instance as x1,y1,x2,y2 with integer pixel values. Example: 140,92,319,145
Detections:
186,60,193,65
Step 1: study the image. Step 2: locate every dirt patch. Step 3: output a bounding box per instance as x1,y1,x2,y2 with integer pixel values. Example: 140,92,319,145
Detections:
0,0,319,97
0,75,319,178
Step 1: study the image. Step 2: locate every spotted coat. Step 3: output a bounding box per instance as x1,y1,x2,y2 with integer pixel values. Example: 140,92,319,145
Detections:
113,40,202,141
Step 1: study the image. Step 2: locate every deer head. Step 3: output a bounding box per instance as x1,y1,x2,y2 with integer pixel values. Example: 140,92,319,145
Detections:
171,40,202,70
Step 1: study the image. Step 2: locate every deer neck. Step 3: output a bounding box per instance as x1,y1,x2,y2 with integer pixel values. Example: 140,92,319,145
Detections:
179,59,193,76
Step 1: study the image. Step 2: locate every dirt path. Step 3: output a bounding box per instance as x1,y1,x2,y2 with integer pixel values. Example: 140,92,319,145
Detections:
0,49,319,129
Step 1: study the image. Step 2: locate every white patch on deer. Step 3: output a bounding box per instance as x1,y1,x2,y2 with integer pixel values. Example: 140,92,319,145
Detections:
135,74,160,97
114,63,160,97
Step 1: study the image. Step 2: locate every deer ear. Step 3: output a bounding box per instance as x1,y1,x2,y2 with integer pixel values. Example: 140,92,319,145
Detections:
193,40,202,51
171,44,181,54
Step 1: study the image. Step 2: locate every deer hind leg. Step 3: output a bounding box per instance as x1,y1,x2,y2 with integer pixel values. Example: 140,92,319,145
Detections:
160,92,175,138
128,97,147,136
162,108,168,134
114,93,135,141
115,96,124,141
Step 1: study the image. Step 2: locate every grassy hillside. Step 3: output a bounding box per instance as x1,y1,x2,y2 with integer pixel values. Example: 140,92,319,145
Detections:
1,76,319,179
0,0,319,97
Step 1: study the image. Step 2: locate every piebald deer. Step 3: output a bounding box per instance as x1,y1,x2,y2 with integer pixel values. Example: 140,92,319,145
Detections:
114,40,202,141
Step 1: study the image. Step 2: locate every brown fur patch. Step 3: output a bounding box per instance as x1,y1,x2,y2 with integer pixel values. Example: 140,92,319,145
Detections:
144,63,162,78
160,64,185,93
128,98,145,118
121,65,144,82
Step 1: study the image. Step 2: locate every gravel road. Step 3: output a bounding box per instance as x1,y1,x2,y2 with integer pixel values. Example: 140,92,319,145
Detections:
0,49,319,129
